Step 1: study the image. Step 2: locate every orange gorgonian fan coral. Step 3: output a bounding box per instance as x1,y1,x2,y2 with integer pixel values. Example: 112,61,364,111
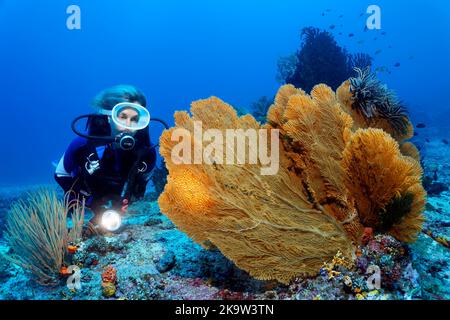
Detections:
267,84,364,242
342,128,426,242
158,97,355,284
158,83,426,284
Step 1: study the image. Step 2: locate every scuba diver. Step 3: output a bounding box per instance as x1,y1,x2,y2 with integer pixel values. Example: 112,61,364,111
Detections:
54,85,168,233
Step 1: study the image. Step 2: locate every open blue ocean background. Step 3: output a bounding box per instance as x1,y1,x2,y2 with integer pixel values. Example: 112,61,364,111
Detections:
0,0,449,186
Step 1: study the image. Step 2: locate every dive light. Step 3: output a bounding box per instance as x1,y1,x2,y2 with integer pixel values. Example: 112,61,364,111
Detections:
100,209,122,232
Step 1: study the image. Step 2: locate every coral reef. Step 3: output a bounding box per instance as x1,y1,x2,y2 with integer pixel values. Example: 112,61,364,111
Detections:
0,199,278,300
293,234,421,300
406,137,450,299
158,82,426,284
0,182,446,300
321,250,352,280
277,27,372,92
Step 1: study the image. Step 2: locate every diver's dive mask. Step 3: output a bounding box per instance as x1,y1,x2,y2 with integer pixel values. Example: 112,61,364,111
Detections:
99,102,150,150
71,102,169,150
100,102,151,131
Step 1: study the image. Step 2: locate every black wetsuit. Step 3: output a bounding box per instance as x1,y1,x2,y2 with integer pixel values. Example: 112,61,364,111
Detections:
55,136,156,216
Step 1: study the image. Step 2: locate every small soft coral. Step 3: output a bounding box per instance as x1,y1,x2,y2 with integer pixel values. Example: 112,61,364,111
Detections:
101,265,117,284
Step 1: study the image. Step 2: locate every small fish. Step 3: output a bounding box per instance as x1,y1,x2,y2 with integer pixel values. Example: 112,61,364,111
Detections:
381,31,387,35
426,139,430,143
349,33,355,37
409,55,414,60
373,37,378,40
394,62,401,67
326,9,331,12
388,45,393,49
416,123,426,129
329,25,336,30
375,49,382,55
339,14,344,18
443,139,449,145
338,32,342,35
360,13,364,17
357,40,365,45
414,132,419,136
363,26,368,32
322,13,325,16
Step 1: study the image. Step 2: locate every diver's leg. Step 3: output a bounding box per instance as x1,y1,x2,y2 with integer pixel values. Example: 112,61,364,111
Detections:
54,174,77,194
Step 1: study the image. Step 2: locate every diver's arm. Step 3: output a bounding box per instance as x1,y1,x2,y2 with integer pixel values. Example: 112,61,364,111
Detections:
63,137,90,175
54,137,92,194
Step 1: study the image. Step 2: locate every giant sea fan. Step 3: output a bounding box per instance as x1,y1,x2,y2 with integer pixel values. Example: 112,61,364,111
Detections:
158,82,425,284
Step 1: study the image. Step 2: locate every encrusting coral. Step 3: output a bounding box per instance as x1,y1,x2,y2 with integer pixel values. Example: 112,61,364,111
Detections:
158,80,426,284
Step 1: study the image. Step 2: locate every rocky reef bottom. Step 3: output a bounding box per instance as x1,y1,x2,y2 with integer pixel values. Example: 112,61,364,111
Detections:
0,140,449,300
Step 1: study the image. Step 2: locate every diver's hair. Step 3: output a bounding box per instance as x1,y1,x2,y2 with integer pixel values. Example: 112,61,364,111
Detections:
91,85,147,111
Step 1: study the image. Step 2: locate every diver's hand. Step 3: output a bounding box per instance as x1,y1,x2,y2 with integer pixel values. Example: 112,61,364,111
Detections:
121,198,129,214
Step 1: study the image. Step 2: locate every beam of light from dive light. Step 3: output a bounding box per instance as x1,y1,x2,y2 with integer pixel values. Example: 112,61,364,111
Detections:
101,210,122,232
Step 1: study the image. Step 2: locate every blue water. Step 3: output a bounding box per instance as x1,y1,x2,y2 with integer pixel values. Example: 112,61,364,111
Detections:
0,0,449,186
